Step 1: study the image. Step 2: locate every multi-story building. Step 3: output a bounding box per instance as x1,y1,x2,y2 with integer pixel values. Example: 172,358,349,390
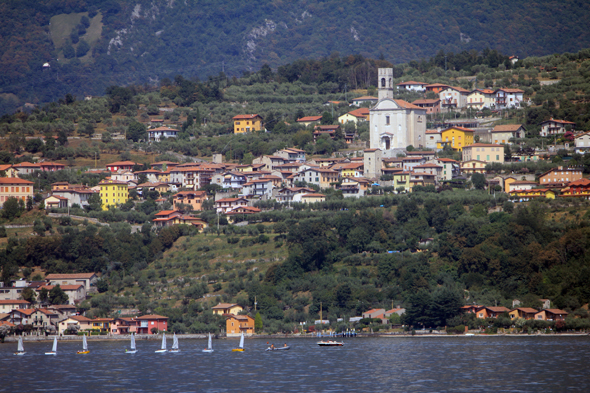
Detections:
98,179,128,210
233,114,263,133
462,143,504,164
411,99,441,114
540,118,576,137
172,191,208,211
466,89,496,110
437,127,474,151
539,167,583,187
491,124,526,144
439,86,470,110
147,126,179,142
495,88,524,109
397,81,428,92
0,177,34,206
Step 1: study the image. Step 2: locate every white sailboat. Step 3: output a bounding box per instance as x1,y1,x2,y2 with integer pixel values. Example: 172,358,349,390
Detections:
77,333,90,354
170,333,180,353
232,332,245,352
45,336,58,355
126,333,137,354
14,336,25,356
155,333,167,353
202,333,214,353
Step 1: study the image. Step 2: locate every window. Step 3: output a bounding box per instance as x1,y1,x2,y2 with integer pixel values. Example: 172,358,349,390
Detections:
385,116,390,125
381,78,385,87
496,155,499,160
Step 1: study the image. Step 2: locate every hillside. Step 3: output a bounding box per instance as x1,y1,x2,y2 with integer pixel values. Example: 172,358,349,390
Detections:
2,0,590,113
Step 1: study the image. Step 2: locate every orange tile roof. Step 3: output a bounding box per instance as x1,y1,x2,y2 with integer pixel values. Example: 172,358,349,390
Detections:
394,99,422,110
233,114,262,120
397,80,427,86
297,116,322,122
492,124,524,132
135,314,169,320
0,177,34,184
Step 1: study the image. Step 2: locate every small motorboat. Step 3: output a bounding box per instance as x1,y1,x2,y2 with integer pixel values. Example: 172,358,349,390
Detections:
317,340,344,346
265,345,291,351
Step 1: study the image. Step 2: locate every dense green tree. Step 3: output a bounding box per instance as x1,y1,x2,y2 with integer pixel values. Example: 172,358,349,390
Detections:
76,40,90,57
255,312,263,331
49,285,69,305
127,121,147,142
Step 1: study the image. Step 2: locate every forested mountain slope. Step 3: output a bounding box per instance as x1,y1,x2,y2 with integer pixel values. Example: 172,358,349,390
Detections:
2,0,590,114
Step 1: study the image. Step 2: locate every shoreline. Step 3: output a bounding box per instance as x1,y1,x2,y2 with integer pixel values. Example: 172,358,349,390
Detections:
3,332,589,343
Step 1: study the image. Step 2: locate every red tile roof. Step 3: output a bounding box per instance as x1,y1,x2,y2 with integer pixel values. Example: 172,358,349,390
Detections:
45,273,96,279
136,314,169,320
397,80,427,86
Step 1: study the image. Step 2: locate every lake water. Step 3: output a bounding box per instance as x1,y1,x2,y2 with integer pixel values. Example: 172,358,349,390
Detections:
1,336,590,392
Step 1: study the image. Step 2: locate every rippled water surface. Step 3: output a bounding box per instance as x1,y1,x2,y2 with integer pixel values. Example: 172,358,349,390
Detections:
1,336,590,392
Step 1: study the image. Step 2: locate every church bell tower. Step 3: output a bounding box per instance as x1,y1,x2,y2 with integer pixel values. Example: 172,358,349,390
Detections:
378,68,394,100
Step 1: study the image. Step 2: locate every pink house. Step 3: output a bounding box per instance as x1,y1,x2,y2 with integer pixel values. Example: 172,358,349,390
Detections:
135,314,168,334
111,317,139,334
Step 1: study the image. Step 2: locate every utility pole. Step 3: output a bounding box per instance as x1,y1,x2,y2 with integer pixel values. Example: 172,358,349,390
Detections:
254,296,257,311
320,302,323,325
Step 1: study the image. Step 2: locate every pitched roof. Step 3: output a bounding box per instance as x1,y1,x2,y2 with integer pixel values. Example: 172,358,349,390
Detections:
512,307,538,313
397,80,427,86
301,193,326,198
0,177,34,184
541,118,575,125
345,108,370,118
442,126,475,133
544,309,568,315
464,143,503,148
212,303,240,309
233,114,262,120
567,178,590,187
106,161,137,167
39,284,84,291
492,124,524,132
45,273,96,280
0,300,30,305
297,116,322,122
216,197,248,203
353,96,378,100
393,99,422,110
497,88,524,93
135,314,169,320
154,210,181,216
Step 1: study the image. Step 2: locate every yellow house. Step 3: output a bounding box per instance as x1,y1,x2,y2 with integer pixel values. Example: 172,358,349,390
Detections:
340,163,364,178
233,114,263,134
99,179,129,210
155,171,171,182
338,108,369,124
509,189,556,200
392,171,411,191
0,165,18,178
437,127,474,151
212,303,243,316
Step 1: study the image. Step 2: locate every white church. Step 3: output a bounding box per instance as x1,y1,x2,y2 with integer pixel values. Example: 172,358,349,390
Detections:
369,68,427,157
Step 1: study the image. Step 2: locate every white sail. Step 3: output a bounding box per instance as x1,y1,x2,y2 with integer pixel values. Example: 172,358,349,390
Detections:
130,333,136,350
82,334,88,351
172,333,179,350
238,332,244,349
17,336,24,352
52,337,58,352
207,333,212,350
161,333,167,350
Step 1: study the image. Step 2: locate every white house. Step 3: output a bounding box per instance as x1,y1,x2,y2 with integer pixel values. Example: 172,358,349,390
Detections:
540,118,576,137
148,127,180,142
575,131,590,154
495,88,524,109
396,81,427,92
439,86,470,110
